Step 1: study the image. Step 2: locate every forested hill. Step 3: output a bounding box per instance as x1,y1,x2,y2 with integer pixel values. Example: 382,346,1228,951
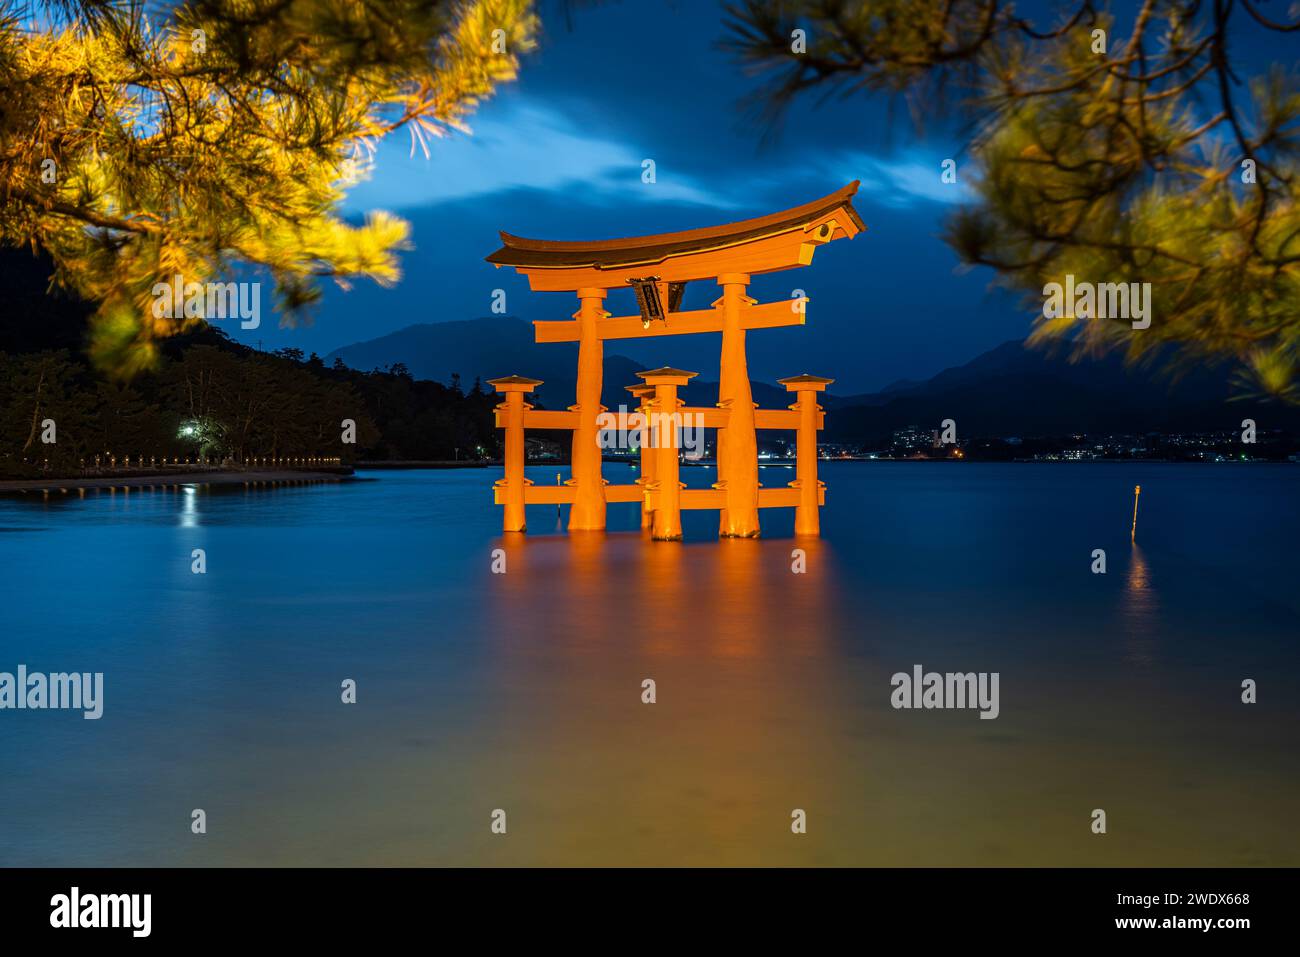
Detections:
0,249,498,477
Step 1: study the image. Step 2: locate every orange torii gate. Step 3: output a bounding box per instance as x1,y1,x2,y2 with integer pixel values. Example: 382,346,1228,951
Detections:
486,182,864,540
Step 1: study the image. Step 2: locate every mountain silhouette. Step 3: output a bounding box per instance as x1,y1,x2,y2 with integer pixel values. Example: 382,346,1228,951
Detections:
323,316,793,412
823,340,1300,440
326,317,1300,440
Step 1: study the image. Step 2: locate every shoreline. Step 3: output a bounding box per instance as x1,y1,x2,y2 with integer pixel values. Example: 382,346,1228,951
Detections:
0,468,353,493
357,460,489,469
3,458,1290,493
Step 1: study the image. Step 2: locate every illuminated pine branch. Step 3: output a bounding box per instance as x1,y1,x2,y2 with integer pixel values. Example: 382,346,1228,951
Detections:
0,0,538,376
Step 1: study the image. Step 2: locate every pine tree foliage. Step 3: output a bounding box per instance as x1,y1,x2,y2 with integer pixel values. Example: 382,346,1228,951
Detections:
0,0,538,376
725,0,1300,400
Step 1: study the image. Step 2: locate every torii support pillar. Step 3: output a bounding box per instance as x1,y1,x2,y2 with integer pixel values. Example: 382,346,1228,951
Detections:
639,367,697,541
626,383,656,529
779,374,833,537
488,375,543,532
569,288,608,530
717,273,760,538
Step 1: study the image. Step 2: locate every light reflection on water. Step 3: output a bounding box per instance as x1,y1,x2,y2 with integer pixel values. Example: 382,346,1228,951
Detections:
180,485,199,528
1122,545,1160,665
0,463,1297,866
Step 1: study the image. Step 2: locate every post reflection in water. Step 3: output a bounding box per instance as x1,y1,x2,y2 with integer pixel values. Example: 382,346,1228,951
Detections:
480,528,844,864
1121,544,1160,665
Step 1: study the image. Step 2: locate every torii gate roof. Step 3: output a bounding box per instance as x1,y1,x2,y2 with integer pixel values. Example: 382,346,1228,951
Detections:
486,182,864,290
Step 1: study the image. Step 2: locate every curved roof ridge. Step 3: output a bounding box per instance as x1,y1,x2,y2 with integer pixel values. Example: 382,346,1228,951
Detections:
486,182,862,270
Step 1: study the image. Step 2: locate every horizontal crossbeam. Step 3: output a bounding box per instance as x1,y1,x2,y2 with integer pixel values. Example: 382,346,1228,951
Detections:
494,481,824,511
499,482,570,505
496,406,822,431
592,407,821,432
643,483,825,512
534,298,806,343
494,482,645,506
492,408,581,430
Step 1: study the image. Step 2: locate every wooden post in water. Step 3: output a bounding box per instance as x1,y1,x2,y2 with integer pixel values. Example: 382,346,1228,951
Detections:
1131,484,1141,541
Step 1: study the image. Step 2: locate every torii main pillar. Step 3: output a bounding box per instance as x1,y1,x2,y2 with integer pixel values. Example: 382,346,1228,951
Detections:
569,288,608,530
716,273,760,537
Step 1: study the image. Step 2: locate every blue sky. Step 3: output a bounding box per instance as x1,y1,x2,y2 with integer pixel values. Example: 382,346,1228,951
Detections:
224,0,1284,393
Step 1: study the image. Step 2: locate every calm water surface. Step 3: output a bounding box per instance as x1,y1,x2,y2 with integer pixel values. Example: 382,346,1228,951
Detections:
0,462,1296,865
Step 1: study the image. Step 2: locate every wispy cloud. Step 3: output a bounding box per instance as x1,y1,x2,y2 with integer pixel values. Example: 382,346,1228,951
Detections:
829,152,976,208
344,97,740,213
